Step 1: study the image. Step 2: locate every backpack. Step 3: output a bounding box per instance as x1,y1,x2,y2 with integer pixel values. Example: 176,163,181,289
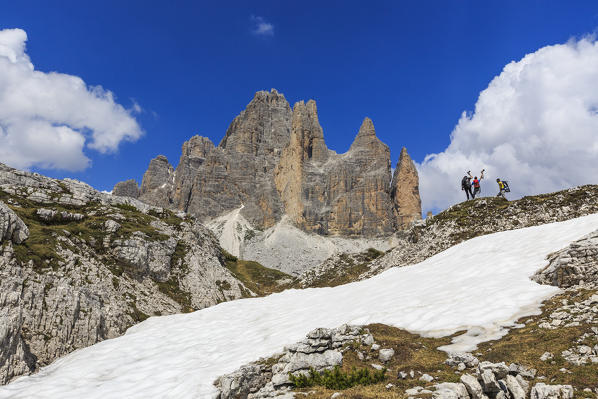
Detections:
461,176,469,187
473,179,480,188
503,181,511,192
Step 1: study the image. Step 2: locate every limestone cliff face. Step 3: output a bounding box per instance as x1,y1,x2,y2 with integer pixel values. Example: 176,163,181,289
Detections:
391,147,422,228
276,114,396,236
116,89,421,236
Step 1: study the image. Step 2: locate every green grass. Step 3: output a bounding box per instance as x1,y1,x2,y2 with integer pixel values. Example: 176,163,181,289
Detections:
221,249,294,296
290,366,387,390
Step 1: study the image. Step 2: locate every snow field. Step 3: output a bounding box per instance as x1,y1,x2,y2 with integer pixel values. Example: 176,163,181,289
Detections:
2,214,598,398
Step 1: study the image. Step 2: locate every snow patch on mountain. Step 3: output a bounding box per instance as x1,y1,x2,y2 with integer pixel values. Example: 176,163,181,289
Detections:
3,214,598,398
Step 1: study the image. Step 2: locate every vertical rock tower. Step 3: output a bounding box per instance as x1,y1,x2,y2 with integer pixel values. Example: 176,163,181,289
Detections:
391,147,422,228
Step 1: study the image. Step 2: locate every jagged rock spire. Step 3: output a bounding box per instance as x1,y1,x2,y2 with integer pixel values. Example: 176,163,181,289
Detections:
219,89,291,156
391,147,422,228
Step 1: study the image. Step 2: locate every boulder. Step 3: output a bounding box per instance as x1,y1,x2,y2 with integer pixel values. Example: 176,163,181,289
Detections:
531,383,574,399
378,348,395,363
505,375,526,399
0,201,29,244
460,374,485,399
433,382,470,399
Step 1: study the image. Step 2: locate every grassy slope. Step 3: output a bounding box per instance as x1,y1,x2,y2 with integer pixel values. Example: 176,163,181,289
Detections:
220,250,295,296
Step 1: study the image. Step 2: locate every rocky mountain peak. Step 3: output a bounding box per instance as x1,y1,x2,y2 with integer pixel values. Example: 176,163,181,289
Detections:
181,136,215,160
140,155,173,193
290,100,328,163
349,117,388,155
390,147,422,228
218,89,292,156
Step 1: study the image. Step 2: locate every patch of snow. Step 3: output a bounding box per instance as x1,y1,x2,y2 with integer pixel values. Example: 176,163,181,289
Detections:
101,190,113,195
3,215,598,398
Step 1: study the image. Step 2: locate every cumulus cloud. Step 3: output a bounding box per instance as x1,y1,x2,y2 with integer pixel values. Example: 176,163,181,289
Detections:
0,28,142,171
251,15,274,36
418,37,598,212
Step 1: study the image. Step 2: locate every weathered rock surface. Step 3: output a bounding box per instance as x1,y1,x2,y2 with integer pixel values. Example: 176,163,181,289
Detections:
532,229,598,288
391,147,422,228
112,179,140,198
115,89,420,238
0,201,28,244
215,324,373,399
0,162,253,385
530,383,573,399
139,155,174,208
275,113,398,236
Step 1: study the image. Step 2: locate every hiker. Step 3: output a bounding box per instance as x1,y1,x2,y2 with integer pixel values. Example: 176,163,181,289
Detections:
496,178,509,199
461,171,473,200
471,169,484,198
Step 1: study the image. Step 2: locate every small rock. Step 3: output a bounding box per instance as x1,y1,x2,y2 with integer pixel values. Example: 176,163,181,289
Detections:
386,383,394,389
331,393,341,399
531,383,574,399
540,352,554,361
105,219,121,233
406,387,424,396
362,334,374,346
433,382,469,399
371,363,384,371
378,348,394,363
420,373,434,382
398,371,408,379
371,343,380,351
457,362,466,371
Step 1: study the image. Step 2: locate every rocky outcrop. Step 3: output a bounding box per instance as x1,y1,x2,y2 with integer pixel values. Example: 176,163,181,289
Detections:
391,147,422,228
215,324,374,399
112,179,139,198
532,230,598,288
0,162,254,385
0,201,28,244
138,155,174,208
115,89,420,238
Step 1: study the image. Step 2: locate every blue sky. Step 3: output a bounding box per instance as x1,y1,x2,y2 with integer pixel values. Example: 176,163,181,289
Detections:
2,1,598,203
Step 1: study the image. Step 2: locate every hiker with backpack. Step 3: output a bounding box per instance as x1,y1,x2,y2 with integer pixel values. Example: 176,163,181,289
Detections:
496,178,510,199
471,169,485,199
461,171,473,200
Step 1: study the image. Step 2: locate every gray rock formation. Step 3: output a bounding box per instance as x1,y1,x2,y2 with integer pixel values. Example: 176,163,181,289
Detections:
215,324,374,399
0,201,28,244
530,383,573,399
275,114,397,236
112,179,140,198
0,162,254,385
115,89,420,237
391,147,422,228
532,229,598,288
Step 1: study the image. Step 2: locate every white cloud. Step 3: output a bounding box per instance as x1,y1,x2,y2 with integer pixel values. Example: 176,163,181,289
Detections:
0,28,143,171
418,37,598,212
251,15,274,36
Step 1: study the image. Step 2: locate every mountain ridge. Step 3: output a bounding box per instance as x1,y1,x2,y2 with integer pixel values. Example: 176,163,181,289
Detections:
114,89,422,237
